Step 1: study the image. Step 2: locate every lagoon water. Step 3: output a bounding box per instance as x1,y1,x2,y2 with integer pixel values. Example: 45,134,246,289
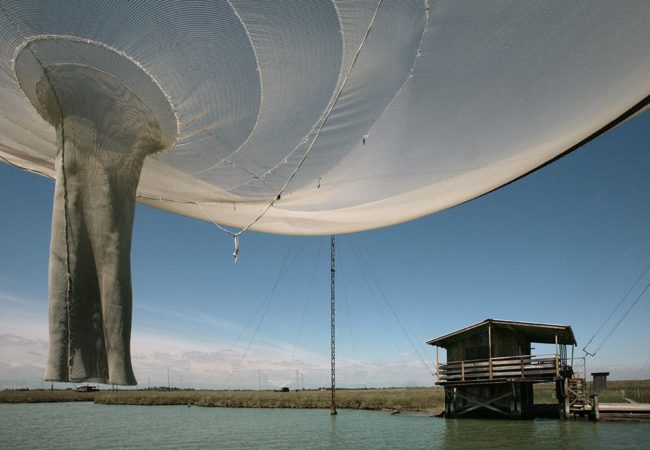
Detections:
1,403,648,449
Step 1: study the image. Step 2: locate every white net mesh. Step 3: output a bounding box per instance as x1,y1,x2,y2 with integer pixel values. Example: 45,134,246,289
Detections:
2,0,650,234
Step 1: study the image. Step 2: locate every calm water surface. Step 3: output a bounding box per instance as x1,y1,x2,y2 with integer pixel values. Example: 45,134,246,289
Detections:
1,403,648,449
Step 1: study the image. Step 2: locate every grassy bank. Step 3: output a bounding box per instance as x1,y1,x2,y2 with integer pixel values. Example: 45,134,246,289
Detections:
533,380,650,404
97,388,444,414
0,387,444,414
585,380,650,403
0,390,98,403
4,380,647,412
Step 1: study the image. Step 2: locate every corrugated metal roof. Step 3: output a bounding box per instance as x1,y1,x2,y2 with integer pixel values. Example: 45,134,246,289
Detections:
426,318,576,347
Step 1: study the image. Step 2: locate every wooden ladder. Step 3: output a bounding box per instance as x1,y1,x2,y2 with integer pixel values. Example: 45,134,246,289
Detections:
568,377,587,411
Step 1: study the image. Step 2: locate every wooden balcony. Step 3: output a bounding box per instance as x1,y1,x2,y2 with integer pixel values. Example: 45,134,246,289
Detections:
437,354,564,385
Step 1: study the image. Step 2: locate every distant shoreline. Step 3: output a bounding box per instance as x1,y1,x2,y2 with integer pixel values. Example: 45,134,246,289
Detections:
0,387,444,415
3,381,648,419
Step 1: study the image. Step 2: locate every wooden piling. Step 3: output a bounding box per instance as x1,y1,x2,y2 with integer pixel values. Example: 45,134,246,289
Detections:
554,335,560,378
488,322,493,380
436,347,439,384
591,394,600,421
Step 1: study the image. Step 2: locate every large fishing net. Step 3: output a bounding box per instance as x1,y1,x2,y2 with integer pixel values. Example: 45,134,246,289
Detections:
0,1,649,384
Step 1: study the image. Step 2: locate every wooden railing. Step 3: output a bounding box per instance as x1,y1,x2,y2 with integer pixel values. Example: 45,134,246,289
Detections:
437,354,563,384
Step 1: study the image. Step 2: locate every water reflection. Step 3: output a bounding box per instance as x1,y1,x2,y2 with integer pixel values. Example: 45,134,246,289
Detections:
439,417,644,450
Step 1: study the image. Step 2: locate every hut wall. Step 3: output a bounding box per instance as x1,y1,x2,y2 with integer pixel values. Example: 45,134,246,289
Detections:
446,331,489,362
445,327,531,362
592,374,608,393
491,328,531,358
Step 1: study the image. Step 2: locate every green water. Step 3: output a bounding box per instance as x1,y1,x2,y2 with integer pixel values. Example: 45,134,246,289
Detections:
0,403,648,449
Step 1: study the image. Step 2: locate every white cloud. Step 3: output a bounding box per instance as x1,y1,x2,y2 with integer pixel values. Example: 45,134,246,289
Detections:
135,302,246,337
0,291,49,341
0,291,437,389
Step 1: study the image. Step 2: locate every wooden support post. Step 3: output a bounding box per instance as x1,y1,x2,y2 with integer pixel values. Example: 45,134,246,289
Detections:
488,322,493,380
591,394,600,421
436,346,439,384
461,360,465,382
450,388,457,415
509,382,522,416
563,377,570,419
454,390,513,417
443,389,447,414
555,334,560,378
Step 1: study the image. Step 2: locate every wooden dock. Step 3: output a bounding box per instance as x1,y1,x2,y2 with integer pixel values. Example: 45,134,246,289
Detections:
568,401,650,422
597,403,650,422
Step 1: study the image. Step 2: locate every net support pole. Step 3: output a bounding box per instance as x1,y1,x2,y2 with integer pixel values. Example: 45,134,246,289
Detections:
330,235,337,415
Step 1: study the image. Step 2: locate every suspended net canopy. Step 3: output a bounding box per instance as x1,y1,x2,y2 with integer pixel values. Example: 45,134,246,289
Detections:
1,1,649,385
2,0,649,235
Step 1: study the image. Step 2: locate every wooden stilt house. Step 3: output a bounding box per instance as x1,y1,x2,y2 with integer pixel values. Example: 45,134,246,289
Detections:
427,319,579,419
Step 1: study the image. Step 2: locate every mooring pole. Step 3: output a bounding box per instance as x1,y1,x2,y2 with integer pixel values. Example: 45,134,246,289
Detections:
330,235,337,415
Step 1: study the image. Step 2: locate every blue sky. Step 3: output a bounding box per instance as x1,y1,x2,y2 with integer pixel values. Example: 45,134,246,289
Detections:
1,110,649,389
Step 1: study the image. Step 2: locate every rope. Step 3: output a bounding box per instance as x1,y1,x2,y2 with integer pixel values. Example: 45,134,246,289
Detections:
589,283,650,356
146,0,387,261
29,0,383,265
221,239,311,388
338,245,363,387
350,238,437,377
202,237,295,385
632,354,650,382
232,0,385,234
283,238,324,386
583,260,650,356
347,237,435,381
237,238,312,381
